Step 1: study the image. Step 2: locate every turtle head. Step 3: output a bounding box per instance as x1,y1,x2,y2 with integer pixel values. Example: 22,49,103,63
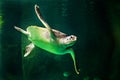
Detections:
63,35,77,47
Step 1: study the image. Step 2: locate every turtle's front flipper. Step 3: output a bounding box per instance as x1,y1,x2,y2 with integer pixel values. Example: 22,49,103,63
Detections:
34,5,56,40
14,26,29,36
34,5,51,29
24,43,35,57
67,48,80,74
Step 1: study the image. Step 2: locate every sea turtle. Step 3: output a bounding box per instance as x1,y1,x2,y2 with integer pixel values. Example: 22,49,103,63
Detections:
14,5,79,74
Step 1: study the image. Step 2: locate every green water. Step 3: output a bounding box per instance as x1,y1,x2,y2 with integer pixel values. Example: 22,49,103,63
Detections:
0,0,120,80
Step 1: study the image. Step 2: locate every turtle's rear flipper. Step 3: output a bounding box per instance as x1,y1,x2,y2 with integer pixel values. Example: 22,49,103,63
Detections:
14,26,29,36
24,43,35,57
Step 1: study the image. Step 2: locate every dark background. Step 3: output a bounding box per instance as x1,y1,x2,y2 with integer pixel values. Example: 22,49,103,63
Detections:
0,0,120,80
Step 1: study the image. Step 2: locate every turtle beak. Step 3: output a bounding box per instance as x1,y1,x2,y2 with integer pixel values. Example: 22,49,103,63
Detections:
70,35,77,41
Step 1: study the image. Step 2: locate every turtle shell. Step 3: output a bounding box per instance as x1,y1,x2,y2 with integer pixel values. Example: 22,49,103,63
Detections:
27,26,67,40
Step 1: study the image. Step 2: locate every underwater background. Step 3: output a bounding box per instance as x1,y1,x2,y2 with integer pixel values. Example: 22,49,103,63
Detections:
0,0,120,80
